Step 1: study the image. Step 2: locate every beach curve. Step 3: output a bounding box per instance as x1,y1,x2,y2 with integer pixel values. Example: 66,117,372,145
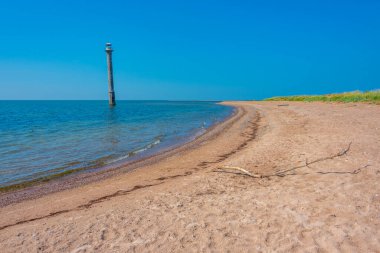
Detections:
0,101,379,252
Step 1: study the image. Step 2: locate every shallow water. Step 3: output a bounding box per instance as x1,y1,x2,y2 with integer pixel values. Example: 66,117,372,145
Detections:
0,101,233,187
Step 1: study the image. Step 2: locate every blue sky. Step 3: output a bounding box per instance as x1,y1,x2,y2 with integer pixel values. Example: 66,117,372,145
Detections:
0,0,379,100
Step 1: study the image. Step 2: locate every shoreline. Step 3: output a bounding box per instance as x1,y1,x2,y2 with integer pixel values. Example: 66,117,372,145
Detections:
1,101,379,252
0,104,241,207
0,103,235,194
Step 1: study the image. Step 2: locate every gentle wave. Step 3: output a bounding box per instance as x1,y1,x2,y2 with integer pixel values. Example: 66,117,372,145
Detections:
107,136,163,164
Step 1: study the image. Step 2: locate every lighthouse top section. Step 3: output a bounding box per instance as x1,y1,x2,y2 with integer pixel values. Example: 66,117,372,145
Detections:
105,42,113,52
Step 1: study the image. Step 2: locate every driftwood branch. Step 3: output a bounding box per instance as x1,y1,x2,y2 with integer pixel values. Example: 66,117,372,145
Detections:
217,166,262,178
273,142,352,176
214,142,369,178
315,164,370,175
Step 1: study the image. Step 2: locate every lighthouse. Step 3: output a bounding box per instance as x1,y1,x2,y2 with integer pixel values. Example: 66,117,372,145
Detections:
105,42,116,106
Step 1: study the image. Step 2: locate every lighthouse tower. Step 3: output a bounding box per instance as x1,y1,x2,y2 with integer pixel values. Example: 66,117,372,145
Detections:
105,42,116,106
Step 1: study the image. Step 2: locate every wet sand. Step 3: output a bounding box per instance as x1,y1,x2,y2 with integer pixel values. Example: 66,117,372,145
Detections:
0,101,379,252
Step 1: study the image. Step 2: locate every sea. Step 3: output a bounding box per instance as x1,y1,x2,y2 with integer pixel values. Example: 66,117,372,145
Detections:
0,101,233,188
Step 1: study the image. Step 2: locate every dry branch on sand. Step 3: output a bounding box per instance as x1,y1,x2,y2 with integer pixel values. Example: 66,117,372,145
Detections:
215,142,370,178
217,166,262,178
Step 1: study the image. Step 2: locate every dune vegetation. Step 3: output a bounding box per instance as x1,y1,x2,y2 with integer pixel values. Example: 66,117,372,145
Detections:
264,90,380,103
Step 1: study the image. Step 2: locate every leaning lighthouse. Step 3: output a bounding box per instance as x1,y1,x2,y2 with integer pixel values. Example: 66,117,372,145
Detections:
105,42,116,106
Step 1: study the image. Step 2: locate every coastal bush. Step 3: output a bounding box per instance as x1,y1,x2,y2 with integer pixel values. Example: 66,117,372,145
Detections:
264,90,380,103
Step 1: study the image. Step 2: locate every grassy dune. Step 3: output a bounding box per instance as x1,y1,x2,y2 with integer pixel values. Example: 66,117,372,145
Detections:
264,90,380,103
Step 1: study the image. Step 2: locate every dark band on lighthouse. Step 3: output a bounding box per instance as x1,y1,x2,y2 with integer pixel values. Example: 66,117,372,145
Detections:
105,42,116,106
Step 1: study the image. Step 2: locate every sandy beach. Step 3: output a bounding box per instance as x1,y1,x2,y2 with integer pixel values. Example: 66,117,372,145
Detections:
0,101,379,252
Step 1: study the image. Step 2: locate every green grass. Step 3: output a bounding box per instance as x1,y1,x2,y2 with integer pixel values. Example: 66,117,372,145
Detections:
264,90,380,103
